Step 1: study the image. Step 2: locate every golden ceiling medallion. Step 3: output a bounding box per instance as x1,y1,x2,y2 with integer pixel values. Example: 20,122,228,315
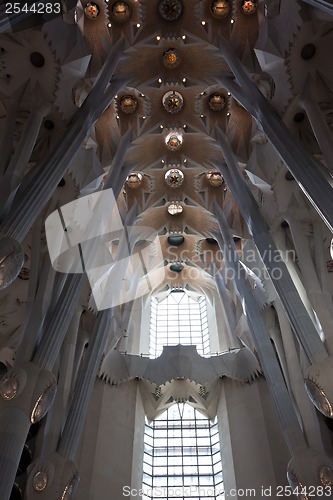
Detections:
241,0,257,15
210,0,231,19
84,2,100,19
125,172,143,189
111,1,131,22
206,171,223,187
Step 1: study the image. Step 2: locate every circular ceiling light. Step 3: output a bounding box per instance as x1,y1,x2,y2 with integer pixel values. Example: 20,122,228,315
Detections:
208,92,226,112
159,0,183,21
125,172,143,189
319,466,333,486
165,169,184,188
305,378,333,418
111,1,131,22
210,0,231,19
162,91,184,113
206,171,223,187
119,95,138,114
0,377,18,400
167,201,183,215
241,0,257,15
32,471,48,492
163,48,181,68
170,263,184,272
168,235,184,246
165,132,183,150
84,2,100,19
61,473,80,500
31,383,57,423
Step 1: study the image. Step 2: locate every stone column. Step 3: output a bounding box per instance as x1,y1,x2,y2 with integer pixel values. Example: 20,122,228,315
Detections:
0,363,57,500
0,270,85,499
286,216,333,342
213,128,328,365
272,300,323,452
213,211,333,493
57,309,113,460
0,37,126,293
23,369,143,500
216,35,333,233
39,306,84,455
301,0,333,15
212,211,307,456
0,97,20,175
212,266,241,350
103,127,133,199
33,275,85,371
300,97,333,175
0,103,52,217
17,311,114,500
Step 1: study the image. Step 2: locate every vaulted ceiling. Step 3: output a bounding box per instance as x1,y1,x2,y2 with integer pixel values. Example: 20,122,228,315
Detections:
0,0,333,367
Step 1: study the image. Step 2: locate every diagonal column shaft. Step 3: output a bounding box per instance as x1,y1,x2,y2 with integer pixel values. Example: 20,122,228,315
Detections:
214,127,328,365
301,0,333,14
216,34,333,233
57,309,113,460
299,96,333,175
32,274,85,371
103,127,133,198
212,210,308,456
0,38,126,242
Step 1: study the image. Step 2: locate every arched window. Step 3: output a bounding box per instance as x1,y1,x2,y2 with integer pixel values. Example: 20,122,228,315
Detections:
143,290,223,499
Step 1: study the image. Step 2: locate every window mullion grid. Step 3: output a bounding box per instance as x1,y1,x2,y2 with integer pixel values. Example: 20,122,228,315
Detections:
209,420,216,491
146,292,223,499
151,423,155,495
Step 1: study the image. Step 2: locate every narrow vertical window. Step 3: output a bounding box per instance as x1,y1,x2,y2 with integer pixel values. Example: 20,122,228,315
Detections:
143,290,223,499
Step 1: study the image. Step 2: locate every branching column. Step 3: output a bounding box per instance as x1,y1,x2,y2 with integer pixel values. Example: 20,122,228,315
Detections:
211,212,307,456
0,37,126,287
212,210,333,492
23,309,113,499
214,128,328,365
217,34,333,233
0,274,85,500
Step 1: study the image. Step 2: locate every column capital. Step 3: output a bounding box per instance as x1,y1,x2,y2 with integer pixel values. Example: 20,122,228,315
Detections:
25,452,79,500
0,362,56,423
